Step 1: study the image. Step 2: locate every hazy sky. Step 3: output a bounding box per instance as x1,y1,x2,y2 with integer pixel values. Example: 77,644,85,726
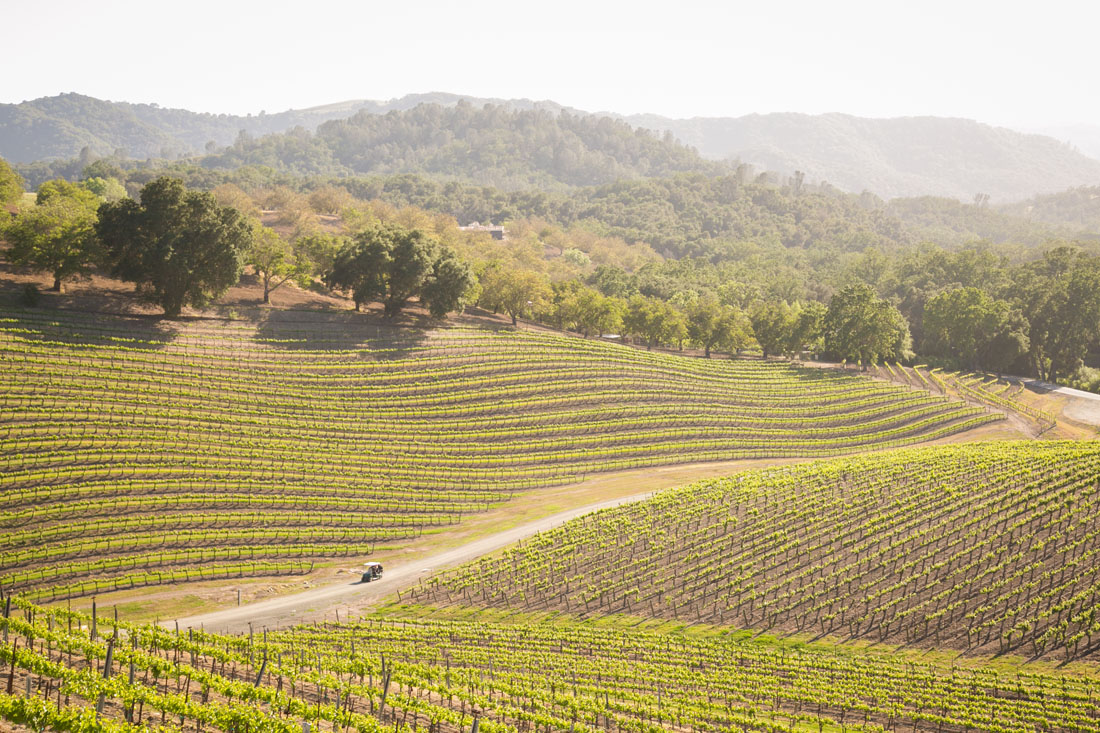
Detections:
4,0,1098,128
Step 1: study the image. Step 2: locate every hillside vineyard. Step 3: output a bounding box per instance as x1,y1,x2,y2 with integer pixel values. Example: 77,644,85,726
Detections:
412,442,1100,660
3,596,1100,733
0,308,999,601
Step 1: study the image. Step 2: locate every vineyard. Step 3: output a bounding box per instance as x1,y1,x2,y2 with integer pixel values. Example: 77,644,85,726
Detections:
4,594,1100,733
411,441,1100,661
0,307,999,601
875,364,1058,433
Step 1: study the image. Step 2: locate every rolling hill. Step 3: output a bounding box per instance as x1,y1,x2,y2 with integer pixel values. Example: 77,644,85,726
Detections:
623,112,1100,201
202,102,720,188
0,92,575,163
999,185,1100,233
0,93,374,163
0,306,998,603
6,93,1100,201
412,441,1100,660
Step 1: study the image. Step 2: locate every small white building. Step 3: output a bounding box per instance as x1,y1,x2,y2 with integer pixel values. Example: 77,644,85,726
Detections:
459,222,506,241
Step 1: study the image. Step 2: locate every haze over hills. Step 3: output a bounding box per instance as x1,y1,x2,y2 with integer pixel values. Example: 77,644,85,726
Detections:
0,92,575,163
3,92,1100,201
621,112,1100,202
1027,123,1100,160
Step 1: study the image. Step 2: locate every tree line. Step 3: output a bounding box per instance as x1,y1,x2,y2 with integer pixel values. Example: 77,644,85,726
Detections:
3,162,1099,386
0,169,911,365
0,172,474,320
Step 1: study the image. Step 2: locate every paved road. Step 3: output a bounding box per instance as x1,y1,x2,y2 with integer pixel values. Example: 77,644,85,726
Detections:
165,488,659,635
1023,379,1100,427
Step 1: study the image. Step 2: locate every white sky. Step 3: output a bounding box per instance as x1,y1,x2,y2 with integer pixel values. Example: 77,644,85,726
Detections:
4,0,1098,128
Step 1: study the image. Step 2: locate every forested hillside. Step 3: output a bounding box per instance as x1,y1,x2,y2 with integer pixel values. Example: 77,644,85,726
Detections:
1000,185,1100,232
0,92,578,163
322,173,1093,271
12,151,1091,312
8,93,1100,201
2,95,712,190
202,103,720,189
0,93,370,162
622,112,1100,201
885,195,1090,247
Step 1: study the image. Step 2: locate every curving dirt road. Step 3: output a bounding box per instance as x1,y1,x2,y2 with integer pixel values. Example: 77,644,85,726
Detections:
163,420,1012,636
166,487,662,635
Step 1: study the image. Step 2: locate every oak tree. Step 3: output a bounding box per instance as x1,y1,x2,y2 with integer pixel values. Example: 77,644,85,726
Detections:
96,177,252,317
5,179,101,292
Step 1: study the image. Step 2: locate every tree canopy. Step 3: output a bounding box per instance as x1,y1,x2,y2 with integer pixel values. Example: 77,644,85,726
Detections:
248,225,301,304
922,287,1028,373
420,247,474,319
823,283,913,366
1012,247,1100,382
0,156,23,205
96,177,252,316
5,179,101,291
325,222,470,319
479,268,552,326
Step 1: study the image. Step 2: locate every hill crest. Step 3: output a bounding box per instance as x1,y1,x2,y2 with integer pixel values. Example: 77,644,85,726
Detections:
4,93,1100,201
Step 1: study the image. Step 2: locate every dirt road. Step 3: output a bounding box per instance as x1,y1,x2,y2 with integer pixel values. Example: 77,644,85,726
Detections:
1024,379,1100,428
166,487,661,634
164,420,1011,636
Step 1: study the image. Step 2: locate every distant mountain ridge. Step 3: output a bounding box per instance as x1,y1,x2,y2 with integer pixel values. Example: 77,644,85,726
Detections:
203,102,719,189
1025,123,1100,160
3,92,1100,201
0,92,576,163
617,112,1100,202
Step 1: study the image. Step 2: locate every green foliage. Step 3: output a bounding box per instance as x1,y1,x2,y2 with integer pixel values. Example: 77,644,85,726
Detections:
1012,247,1100,382
1066,365,1100,394
923,287,1029,373
687,297,750,357
540,281,625,337
413,442,1100,663
479,268,552,325
622,295,685,349
575,288,625,337
0,156,23,205
627,111,1100,201
791,301,826,354
247,226,301,304
883,243,1011,346
12,92,1100,204
4,178,101,291
560,247,591,268
81,176,128,202
886,195,1077,247
7,587,1100,733
824,283,913,365
0,308,996,606
325,223,438,316
543,280,585,330
588,264,636,299
294,232,348,278
568,175,907,260
420,247,474,319
1000,185,1100,233
749,301,796,358
96,177,251,317
208,102,720,188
